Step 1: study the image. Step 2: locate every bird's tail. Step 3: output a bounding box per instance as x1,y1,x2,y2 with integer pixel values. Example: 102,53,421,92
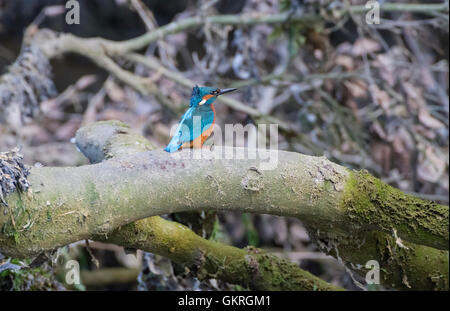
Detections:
164,132,183,153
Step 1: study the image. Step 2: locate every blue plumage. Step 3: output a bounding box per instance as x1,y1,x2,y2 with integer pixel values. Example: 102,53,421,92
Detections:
165,86,237,153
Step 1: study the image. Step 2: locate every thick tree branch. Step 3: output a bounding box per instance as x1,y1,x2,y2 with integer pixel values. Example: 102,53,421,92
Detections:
75,120,343,291
102,217,342,291
1,121,447,290
78,121,449,291
0,132,447,256
81,121,450,291
310,229,449,291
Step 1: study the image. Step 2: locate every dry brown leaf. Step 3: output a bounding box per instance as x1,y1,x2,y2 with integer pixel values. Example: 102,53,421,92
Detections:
105,79,126,102
352,37,381,56
413,124,436,140
370,122,387,140
418,108,445,129
335,55,354,71
374,54,395,86
336,42,353,54
75,75,97,90
394,127,415,150
370,84,391,113
420,67,435,90
403,82,426,112
371,142,392,174
392,133,407,154
345,98,360,120
417,145,447,183
344,79,368,98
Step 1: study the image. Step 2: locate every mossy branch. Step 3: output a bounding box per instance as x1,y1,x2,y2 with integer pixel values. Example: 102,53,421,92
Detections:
1,143,446,256
78,120,341,291
102,216,342,291
0,120,447,290
313,229,448,291
78,121,449,291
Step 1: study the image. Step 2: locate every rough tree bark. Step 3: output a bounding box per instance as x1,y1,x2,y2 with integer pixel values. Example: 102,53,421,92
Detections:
79,121,343,291
0,121,448,290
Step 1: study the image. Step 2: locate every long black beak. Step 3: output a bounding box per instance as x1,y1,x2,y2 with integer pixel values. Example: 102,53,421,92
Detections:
218,88,237,96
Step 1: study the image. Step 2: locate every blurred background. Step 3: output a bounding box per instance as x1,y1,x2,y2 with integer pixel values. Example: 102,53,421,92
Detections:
0,0,448,290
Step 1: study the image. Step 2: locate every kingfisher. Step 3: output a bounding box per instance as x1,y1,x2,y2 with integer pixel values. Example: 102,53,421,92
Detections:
164,86,237,152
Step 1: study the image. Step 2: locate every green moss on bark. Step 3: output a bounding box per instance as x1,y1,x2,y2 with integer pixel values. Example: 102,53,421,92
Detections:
341,170,449,250
102,217,343,291
317,230,449,290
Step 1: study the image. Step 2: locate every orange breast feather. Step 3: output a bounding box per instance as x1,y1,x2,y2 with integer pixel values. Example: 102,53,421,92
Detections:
182,104,215,149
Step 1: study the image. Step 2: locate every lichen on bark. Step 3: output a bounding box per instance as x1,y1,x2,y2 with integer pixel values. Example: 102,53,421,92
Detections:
310,228,448,291
341,170,449,250
0,120,448,290
101,217,342,291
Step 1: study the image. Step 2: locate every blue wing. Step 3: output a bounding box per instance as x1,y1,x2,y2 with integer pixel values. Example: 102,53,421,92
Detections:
164,107,194,152
164,106,215,153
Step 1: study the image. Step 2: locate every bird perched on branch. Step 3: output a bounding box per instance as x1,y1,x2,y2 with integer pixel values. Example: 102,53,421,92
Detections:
164,86,237,152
